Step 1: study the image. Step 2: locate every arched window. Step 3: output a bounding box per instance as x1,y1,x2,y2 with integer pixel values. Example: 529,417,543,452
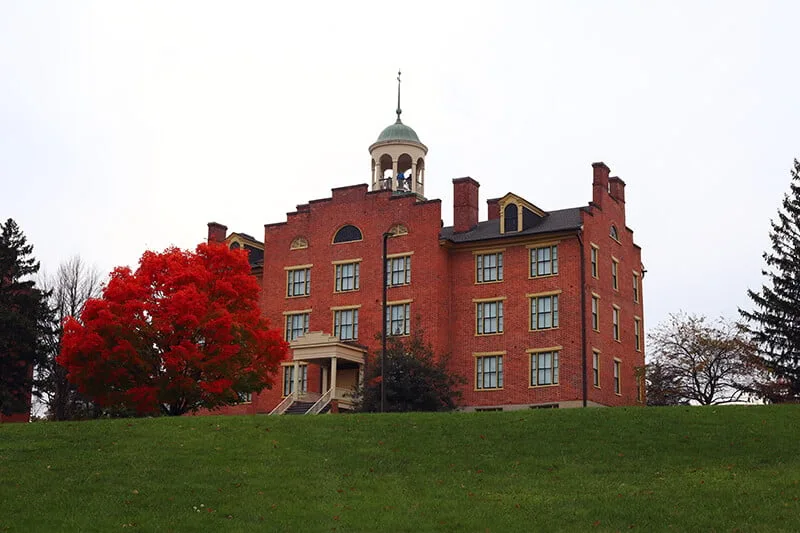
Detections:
610,225,619,241
290,236,308,250
333,225,363,243
503,204,519,233
388,223,408,236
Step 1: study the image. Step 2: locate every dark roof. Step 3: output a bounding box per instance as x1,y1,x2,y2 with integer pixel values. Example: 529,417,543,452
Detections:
440,207,583,243
243,244,264,267
237,232,259,242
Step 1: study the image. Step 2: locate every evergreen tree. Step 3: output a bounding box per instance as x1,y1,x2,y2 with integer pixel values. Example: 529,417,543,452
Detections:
357,329,465,413
741,159,800,402
0,219,52,417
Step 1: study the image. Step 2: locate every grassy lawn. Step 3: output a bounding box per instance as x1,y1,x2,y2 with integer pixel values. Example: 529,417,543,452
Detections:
2,405,800,532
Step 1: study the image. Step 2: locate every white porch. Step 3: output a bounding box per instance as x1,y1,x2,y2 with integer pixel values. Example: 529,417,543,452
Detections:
269,332,367,415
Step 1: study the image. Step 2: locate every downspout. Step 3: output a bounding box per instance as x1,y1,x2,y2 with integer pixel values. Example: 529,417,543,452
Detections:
578,228,588,407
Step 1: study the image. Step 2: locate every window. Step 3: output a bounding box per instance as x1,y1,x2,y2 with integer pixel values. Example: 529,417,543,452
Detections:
286,267,311,297
503,204,518,233
636,371,645,403
237,391,252,403
633,273,640,303
333,225,362,243
285,312,309,341
387,302,410,336
476,252,504,283
591,295,600,331
530,350,559,386
290,236,308,250
386,255,411,286
530,294,559,330
282,365,308,396
530,245,558,277
334,308,359,341
634,317,642,352
590,245,598,278
335,262,360,292
476,354,503,390
476,300,504,335
613,360,621,395
611,259,619,290
610,225,619,241
612,307,620,341
592,351,600,388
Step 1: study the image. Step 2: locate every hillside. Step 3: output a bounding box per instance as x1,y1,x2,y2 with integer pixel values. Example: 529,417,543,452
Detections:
2,405,800,532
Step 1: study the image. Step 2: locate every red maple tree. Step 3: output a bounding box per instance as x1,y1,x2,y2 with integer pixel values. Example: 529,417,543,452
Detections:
57,243,287,415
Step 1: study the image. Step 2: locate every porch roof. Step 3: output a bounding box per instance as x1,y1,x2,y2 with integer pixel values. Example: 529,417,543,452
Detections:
289,331,367,364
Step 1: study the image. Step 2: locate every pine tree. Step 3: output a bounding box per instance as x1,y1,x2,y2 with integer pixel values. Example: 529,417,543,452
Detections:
356,329,465,412
0,218,52,417
741,159,800,402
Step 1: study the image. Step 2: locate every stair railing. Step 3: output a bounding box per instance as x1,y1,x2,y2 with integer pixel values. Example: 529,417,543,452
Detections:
305,387,333,415
269,392,295,415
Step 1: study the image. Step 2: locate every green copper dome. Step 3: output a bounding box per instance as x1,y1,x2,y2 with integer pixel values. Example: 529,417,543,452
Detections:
376,119,421,144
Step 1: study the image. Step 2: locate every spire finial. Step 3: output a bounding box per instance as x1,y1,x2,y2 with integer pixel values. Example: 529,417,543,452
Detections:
395,69,402,124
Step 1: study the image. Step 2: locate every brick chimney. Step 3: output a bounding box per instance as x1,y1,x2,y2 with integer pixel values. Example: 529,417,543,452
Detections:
453,177,480,233
592,162,610,208
609,176,626,203
207,222,228,244
487,198,501,221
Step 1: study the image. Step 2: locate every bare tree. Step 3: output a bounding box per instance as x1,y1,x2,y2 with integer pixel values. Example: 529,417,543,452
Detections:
648,312,760,405
36,256,104,420
645,361,689,406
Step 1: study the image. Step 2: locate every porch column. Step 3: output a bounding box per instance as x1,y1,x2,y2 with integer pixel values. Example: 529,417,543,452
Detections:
293,361,300,399
358,364,364,388
330,356,338,397
322,365,328,393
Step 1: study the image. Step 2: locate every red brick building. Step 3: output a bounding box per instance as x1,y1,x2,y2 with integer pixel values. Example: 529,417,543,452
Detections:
208,102,645,414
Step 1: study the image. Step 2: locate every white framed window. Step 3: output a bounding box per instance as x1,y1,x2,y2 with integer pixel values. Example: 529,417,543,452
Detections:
530,350,559,386
633,272,640,303
476,354,503,390
285,312,309,341
282,365,308,396
286,267,311,297
592,351,600,388
476,252,504,283
590,245,599,278
334,308,359,341
335,262,360,292
612,306,620,341
476,300,504,335
591,295,600,331
530,245,558,277
613,360,621,395
386,255,411,287
387,302,410,336
634,317,642,352
611,259,619,291
237,391,252,403
530,294,559,330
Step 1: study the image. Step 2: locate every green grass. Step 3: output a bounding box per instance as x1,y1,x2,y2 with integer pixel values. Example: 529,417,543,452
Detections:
2,406,800,532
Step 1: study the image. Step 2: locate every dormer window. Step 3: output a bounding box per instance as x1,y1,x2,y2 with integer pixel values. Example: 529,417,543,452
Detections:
333,225,363,244
610,225,619,241
503,204,519,233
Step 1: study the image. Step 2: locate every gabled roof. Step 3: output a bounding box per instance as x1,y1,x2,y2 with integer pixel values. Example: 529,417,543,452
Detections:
440,207,583,244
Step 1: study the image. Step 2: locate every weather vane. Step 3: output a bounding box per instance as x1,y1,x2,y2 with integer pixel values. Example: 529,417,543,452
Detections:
396,69,402,122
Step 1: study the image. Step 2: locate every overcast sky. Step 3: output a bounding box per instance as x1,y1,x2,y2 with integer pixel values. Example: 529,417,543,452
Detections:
1,1,798,340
